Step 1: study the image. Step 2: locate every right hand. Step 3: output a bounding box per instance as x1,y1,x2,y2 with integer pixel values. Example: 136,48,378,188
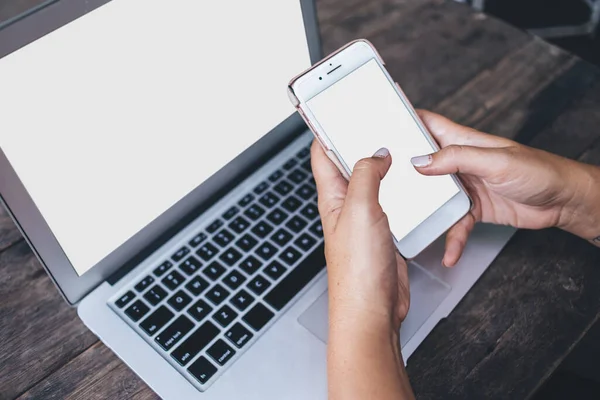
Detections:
412,110,598,266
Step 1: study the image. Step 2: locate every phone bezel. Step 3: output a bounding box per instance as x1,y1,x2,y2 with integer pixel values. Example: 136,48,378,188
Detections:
289,39,472,259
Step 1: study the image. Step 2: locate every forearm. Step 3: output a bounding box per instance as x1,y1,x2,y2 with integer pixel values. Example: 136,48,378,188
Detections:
559,162,600,247
328,316,414,400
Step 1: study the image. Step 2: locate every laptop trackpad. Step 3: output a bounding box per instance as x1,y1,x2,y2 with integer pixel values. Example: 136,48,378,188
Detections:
297,263,451,346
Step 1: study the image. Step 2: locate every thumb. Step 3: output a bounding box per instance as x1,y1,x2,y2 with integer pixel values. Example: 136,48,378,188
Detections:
411,144,508,177
345,147,392,209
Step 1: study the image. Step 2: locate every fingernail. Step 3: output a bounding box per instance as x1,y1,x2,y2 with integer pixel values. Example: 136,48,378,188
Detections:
373,147,390,158
410,154,432,167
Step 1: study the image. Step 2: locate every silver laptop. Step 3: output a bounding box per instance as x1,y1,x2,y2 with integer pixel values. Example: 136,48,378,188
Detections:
0,0,516,398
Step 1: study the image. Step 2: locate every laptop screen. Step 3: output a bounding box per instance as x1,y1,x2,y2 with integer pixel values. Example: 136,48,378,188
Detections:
0,0,311,276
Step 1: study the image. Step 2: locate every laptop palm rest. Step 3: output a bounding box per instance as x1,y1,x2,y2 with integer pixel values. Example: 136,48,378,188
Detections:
297,262,451,346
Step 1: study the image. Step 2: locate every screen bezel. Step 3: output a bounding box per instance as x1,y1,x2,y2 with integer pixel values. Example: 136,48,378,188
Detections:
290,40,472,259
0,0,322,305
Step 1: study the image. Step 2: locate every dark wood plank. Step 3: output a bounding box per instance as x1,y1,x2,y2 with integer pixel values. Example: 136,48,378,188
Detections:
16,343,158,400
0,204,23,252
432,37,577,134
408,227,600,399
0,241,97,400
318,0,531,110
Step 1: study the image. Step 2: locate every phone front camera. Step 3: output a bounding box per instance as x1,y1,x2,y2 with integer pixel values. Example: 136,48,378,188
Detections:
319,77,322,80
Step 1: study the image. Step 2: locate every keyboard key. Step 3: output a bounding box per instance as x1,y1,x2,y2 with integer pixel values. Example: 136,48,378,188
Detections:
162,270,185,291
115,291,135,308
244,204,266,221
226,322,254,349
229,216,250,234
172,321,220,366
223,206,239,220
196,242,220,262
155,315,195,351
283,159,297,170
266,208,288,226
202,261,226,281
294,233,317,252
172,246,190,262
235,234,258,252
185,276,210,296
188,356,218,385
230,289,255,312
300,204,319,221
168,290,192,311
271,229,293,247
256,242,278,261
297,147,311,159
288,169,308,184
238,193,255,208
213,305,238,328
188,299,213,322
214,229,235,248
207,339,236,366
223,270,246,290
259,192,280,208
273,180,294,196
265,243,325,311
286,215,308,233
309,220,323,238
263,260,287,280
296,184,315,200
189,232,208,248
153,260,173,277
206,284,230,306
279,246,302,266
125,299,150,322
140,306,174,336
243,303,274,331
248,275,271,295
134,276,155,293
281,195,302,212
251,220,274,239
219,247,242,267
179,256,203,276
253,181,269,194
144,285,168,306
268,170,284,182
206,219,224,234
301,158,312,172
239,256,263,275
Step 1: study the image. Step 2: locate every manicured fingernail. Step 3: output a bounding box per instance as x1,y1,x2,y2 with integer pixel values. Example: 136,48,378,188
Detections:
373,147,390,158
410,154,432,167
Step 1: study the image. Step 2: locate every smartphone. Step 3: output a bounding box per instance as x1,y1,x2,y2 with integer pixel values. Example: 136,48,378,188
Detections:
287,39,471,259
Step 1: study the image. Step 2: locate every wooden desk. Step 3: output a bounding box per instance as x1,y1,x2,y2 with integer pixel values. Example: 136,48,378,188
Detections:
2,0,600,398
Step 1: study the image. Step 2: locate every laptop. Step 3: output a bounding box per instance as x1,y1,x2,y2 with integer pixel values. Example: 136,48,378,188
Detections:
0,0,516,398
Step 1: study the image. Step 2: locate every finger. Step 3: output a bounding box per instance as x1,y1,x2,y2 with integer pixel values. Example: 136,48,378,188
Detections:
310,140,348,233
442,212,476,267
411,144,510,178
416,109,513,149
345,147,392,211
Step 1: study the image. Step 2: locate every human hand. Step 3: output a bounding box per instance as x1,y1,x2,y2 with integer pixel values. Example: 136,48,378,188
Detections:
311,140,409,333
412,110,600,266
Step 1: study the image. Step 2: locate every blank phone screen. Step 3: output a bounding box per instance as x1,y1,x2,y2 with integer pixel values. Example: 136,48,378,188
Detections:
306,59,459,241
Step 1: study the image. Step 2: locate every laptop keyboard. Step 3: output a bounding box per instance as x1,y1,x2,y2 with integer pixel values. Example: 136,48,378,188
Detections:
109,142,325,390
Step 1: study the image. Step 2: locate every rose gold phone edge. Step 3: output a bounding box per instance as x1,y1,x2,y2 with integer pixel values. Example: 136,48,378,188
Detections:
287,39,472,259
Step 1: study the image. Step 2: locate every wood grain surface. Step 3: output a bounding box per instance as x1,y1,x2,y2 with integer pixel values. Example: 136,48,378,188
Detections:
1,0,600,399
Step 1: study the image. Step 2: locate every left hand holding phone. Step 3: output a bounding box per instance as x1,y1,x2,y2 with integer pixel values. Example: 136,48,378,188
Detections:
311,140,415,400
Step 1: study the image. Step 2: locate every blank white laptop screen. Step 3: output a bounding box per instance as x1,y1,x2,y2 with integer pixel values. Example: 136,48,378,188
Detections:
0,0,311,275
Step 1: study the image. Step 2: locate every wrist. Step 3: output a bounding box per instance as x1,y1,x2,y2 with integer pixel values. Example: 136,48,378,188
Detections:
558,163,600,240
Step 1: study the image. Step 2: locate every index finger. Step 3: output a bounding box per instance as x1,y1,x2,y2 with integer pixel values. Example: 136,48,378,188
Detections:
417,109,513,149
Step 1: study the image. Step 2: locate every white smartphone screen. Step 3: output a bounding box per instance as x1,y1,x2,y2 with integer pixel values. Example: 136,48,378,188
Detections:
305,59,459,241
